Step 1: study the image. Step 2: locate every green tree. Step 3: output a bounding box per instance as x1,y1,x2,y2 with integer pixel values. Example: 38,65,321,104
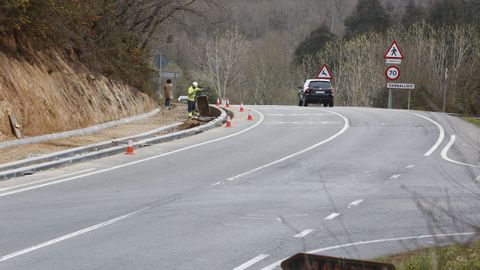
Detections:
0,0,29,34
294,24,335,64
401,0,426,27
465,0,480,29
428,0,463,27
344,0,391,39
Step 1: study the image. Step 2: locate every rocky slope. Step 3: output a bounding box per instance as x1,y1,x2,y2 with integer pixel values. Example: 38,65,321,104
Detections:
0,35,157,140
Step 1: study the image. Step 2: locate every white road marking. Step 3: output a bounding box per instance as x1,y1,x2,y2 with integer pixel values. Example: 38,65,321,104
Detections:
475,175,480,182
406,164,415,169
412,113,445,157
0,206,152,262
261,232,475,270
224,111,349,183
212,182,222,186
0,108,264,198
0,168,95,192
390,174,401,180
441,135,479,167
347,199,364,208
324,213,341,220
233,254,270,270
294,229,314,238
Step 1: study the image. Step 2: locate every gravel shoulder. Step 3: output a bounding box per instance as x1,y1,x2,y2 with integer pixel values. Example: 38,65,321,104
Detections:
0,103,193,164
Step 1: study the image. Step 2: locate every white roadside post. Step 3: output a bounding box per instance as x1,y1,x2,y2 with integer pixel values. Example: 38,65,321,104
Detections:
442,67,448,112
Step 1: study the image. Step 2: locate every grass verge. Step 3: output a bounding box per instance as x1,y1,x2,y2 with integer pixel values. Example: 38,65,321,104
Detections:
463,117,480,128
378,241,480,270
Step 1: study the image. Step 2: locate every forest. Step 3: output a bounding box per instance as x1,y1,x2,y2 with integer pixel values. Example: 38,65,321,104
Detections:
1,0,479,114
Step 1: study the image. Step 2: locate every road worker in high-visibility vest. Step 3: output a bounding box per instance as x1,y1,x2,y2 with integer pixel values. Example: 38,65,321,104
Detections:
187,81,202,117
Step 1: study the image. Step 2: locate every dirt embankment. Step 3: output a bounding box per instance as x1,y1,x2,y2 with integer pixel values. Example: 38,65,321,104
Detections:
0,35,157,141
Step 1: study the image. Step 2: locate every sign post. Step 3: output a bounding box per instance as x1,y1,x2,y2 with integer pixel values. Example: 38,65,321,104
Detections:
384,40,415,109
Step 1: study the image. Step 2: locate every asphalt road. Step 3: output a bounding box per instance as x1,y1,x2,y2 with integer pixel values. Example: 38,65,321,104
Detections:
0,106,479,270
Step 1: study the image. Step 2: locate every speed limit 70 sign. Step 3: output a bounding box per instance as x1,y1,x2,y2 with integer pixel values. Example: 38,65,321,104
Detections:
385,66,400,81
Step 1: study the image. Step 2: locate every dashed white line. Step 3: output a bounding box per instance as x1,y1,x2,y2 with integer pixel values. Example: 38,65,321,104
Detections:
347,199,364,208
406,164,415,169
412,113,445,157
294,229,314,238
0,206,152,262
441,135,480,168
324,213,341,220
390,174,401,180
233,254,270,270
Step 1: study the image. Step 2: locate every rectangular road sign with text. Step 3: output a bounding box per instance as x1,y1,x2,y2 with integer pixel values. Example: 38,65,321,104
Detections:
387,83,415,89
386,59,402,65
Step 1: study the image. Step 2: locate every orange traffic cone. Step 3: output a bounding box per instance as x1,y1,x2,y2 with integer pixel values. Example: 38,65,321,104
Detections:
125,139,134,155
247,110,253,121
225,115,232,128
216,98,220,106
239,103,244,112
226,99,230,107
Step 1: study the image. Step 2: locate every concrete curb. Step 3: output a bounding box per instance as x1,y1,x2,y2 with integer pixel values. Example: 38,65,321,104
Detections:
0,107,226,180
0,108,162,149
0,122,183,172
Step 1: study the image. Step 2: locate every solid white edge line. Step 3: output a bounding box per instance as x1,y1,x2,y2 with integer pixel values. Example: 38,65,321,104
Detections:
0,206,152,262
441,135,480,168
0,168,95,192
294,229,314,239
411,113,445,156
261,232,475,270
224,110,349,182
324,213,341,220
0,108,264,198
233,254,270,270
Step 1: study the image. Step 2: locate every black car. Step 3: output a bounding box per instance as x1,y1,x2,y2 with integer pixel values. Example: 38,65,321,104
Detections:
298,79,334,107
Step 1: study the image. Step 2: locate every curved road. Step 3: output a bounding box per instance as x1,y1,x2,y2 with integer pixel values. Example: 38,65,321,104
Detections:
0,106,479,269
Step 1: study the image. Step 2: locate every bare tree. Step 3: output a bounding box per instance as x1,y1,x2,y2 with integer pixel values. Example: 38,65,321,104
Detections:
193,29,250,100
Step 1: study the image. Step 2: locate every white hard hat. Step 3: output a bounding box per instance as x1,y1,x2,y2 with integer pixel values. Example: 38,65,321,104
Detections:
192,82,198,87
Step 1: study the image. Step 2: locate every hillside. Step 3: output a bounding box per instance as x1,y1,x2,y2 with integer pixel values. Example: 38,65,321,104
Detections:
0,35,156,141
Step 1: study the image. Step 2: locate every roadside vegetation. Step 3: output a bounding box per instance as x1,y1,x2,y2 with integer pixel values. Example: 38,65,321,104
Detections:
1,0,479,110
463,117,480,128
379,241,480,269
0,0,220,95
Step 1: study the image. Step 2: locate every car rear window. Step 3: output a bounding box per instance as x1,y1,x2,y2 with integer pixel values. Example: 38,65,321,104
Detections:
309,81,331,89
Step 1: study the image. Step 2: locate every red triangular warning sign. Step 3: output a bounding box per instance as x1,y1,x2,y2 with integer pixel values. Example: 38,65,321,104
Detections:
384,40,404,59
316,64,333,79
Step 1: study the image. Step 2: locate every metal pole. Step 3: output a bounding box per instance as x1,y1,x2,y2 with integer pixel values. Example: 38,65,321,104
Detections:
388,89,393,109
442,68,448,112
158,53,163,99
407,90,411,110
